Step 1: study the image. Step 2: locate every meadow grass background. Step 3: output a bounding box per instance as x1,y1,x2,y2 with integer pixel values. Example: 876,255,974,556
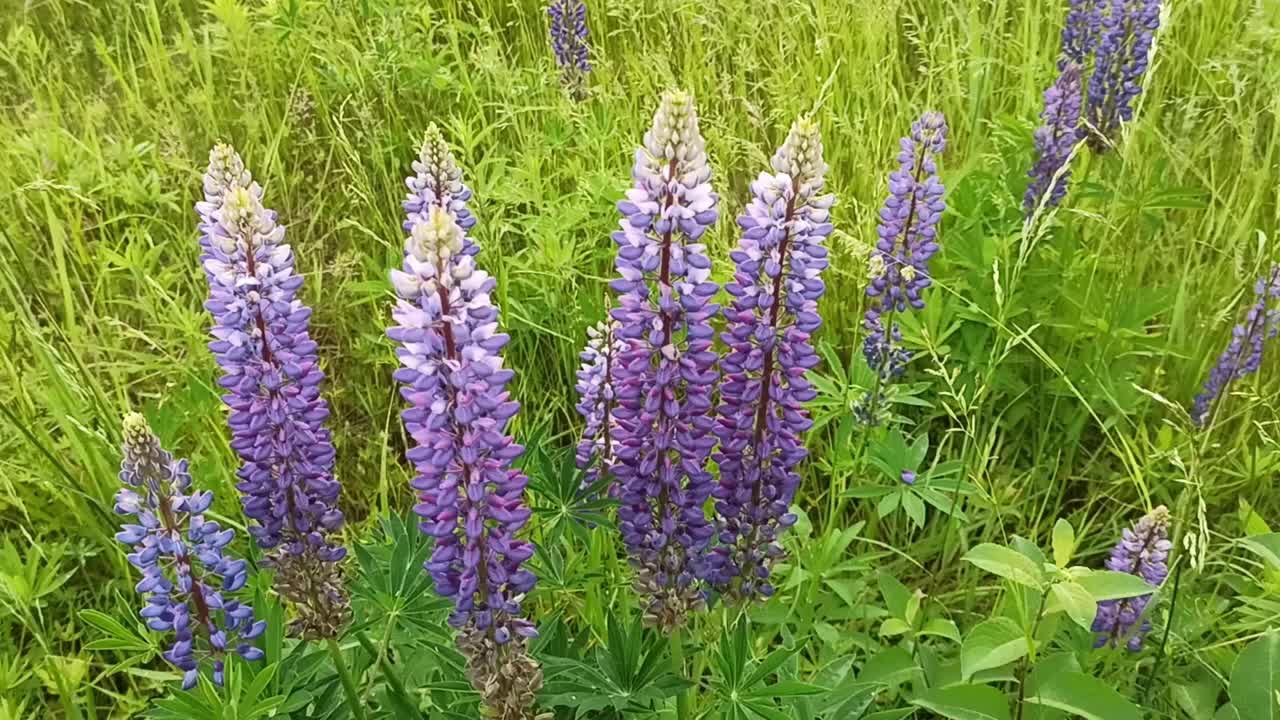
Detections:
1,0,1279,716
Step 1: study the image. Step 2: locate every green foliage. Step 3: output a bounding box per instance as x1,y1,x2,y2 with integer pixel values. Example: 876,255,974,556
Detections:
1,0,1278,718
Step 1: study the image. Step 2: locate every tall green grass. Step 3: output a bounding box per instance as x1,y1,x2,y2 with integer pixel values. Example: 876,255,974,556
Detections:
1,0,1277,715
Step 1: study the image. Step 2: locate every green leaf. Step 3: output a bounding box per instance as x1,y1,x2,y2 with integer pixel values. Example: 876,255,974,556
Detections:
1025,671,1142,720
919,618,963,643
1052,520,1075,567
1076,571,1157,601
961,618,1027,681
1229,632,1280,720
880,618,913,637
858,647,918,689
911,684,1011,720
1047,582,1096,630
1215,704,1242,720
964,544,1044,589
879,571,912,619
1241,534,1280,570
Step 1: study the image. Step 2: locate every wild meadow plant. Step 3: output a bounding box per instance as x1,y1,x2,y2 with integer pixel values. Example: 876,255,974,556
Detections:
608,89,721,630
1190,265,1280,427
387,125,543,717
709,117,833,602
546,0,591,98
196,145,350,640
114,413,265,689
1092,506,1172,650
64,3,1277,718
1024,0,1162,212
856,111,947,425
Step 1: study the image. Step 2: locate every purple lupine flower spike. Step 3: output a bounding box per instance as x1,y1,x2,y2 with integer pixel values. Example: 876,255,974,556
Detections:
196,145,349,639
547,0,591,98
1092,506,1171,650
610,90,720,628
856,111,947,424
1025,64,1084,215
1190,265,1280,427
709,117,833,602
1085,0,1161,152
1060,0,1103,68
575,316,628,491
115,413,265,689
388,125,543,717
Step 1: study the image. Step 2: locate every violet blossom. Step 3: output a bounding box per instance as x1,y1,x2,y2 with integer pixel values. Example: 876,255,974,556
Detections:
1190,265,1280,427
1024,64,1084,215
196,145,348,639
708,117,833,601
609,90,720,628
114,413,265,689
1092,506,1171,650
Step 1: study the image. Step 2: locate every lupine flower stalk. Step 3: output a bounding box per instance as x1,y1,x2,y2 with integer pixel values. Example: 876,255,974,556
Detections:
1060,0,1102,68
387,125,542,718
856,111,947,424
1085,0,1161,151
546,0,591,98
196,145,349,639
709,118,833,601
1024,64,1084,215
114,413,265,689
610,90,720,628
1190,265,1280,427
1092,506,1171,650
574,316,627,491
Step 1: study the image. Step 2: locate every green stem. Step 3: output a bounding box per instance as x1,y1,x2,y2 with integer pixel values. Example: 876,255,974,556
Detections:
354,629,416,712
327,638,367,720
670,629,691,720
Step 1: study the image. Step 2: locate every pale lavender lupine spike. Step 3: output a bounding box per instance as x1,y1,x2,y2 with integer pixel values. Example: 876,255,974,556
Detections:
574,317,628,491
709,117,833,602
387,125,543,716
114,413,265,689
609,90,720,629
1092,506,1171,650
196,145,349,639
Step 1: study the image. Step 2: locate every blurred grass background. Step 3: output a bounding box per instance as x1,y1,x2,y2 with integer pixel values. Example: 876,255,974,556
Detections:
0,0,1277,715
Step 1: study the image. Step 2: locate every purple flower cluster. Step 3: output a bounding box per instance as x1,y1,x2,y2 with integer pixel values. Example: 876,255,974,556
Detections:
1060,0,1102,68
1092,506,1171,650
388,125,537,645
547,0,590,96
574,317,627,489
196,145,348,638
1084,0,1161,151
1190,265,1280,427
709,117,833,601
1024,64,1084,215
115,413,264,689
857,111,947,422
609,90,720,628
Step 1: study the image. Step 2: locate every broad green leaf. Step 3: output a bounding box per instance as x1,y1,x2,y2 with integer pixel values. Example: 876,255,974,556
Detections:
919,617,963,643
879,571,912,619
1076,571,1156,601
1025,671,1142,720
858,647,918,688
1241,534,1280,570
880,618,913,637
964,544,1044,589
1047,582,1096,630
961,618,1026,681
1052,520,1075,567
1215,704,1242,720
911,684,1011,720
1229,632,1280,720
